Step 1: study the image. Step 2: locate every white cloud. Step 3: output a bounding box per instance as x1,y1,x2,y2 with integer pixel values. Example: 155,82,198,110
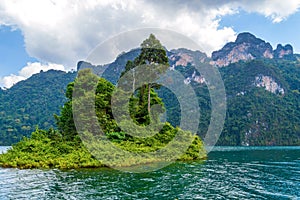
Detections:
0,0,299,71
232,0,300,23
0,62,65,88
0,74,25,89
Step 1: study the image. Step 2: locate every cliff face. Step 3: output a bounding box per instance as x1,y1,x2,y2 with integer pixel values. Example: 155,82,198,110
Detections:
1,32,299,146
211,32,294,67
274,44,293,58
77,33,296,90
77,48,209,85
254,75,285,95
169,48,208,67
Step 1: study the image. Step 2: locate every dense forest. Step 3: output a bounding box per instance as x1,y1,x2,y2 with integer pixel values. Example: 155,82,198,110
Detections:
0,34,206,169
219,59,300,145
156,58,300,146
0,34,299,146
0,70,76,145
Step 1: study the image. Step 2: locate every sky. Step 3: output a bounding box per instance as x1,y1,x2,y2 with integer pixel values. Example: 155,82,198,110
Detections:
0,0,300,88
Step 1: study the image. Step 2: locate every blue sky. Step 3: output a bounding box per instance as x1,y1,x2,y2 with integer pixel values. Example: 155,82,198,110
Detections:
219,10,300,52
0,26,36,77
0,0,300,88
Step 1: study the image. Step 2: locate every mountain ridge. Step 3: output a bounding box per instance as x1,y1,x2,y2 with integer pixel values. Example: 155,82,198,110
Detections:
0,70,77,145
0,32,299,146
211,32,296,67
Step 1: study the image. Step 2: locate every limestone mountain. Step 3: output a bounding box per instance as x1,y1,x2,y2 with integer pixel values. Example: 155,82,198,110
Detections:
219,59,300,145
78,48,141,85
77,40,300,146
211,32,296,67
77,48,208,85
0,32,299,146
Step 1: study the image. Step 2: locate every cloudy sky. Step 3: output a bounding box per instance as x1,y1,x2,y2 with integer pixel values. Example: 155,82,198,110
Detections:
0,0,300,88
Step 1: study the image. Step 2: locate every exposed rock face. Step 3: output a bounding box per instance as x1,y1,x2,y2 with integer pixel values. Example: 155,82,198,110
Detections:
254,75,284,95
274,44,293,58
169,48,208,67
211,32,294,67
212,33,273,67
78,48,209,85
168,48,208,85
184,70,206,85
175,53,193,67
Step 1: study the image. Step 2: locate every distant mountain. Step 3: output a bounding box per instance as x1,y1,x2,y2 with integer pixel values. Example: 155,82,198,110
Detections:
219,59,300,145
77,48,208,85
0,70,76,145
77,48,141,85
78,36,300,145
211,32,296,67
1,32,299,146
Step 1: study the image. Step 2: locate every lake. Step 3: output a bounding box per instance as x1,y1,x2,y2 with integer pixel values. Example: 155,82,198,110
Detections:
0,146,299,199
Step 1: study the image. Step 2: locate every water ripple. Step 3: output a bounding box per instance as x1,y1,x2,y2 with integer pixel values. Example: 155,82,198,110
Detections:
0,146,299,199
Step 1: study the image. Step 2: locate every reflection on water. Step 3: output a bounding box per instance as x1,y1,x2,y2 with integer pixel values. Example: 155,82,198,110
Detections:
0,146,299,199
0,146,10,154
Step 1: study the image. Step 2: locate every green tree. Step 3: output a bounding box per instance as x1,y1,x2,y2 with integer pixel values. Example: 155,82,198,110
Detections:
55,69,119,141
0,70,76,145
121,34,169,123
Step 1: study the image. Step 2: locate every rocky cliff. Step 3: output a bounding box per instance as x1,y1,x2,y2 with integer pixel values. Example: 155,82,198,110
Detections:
77,48,208,85
211,32,294,67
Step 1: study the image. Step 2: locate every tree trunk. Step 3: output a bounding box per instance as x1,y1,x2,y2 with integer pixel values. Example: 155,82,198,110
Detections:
148,84,151,114
132,68,135,93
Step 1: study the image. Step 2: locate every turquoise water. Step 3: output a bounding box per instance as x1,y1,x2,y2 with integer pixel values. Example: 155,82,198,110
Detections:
0,146,299,199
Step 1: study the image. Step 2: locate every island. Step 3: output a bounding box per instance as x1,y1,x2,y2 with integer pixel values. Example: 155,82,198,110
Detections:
0,34,206,169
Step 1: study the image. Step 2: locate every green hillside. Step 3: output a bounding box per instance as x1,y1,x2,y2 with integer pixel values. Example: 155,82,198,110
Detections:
1,32,300,146
219,59,300,145
0,70,76,145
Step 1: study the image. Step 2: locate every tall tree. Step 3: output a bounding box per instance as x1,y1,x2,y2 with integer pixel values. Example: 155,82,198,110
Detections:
122,34,169,115
55,69,119,141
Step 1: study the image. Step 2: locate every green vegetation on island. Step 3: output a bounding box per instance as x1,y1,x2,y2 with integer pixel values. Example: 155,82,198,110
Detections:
1,32,298,148
0,34,206,169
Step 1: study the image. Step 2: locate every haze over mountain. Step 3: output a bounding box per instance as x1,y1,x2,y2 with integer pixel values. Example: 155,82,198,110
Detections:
0,32,299,146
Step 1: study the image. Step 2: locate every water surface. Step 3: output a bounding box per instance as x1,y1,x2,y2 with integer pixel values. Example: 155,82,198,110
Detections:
0,146,299,199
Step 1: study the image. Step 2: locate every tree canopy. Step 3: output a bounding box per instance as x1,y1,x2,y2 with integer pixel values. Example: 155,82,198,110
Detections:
121,34,169,124
0,68,206,169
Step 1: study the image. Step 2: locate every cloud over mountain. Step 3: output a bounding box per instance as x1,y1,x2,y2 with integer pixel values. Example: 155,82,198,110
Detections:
0,0,299,88
0,62,64,88
0,0,299,69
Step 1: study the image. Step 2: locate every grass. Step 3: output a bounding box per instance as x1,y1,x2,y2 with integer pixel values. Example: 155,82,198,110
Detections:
0,125,206,170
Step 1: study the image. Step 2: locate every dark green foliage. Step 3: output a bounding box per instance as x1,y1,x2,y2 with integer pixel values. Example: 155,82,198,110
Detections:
135,34,169,66
218,59,300,145
155,86,181,127
0,128,103,169
0,68,205,169
2,33,298,150
55,69,120,141
157,58,300,146
0,70,76,145
121,34,169,125
129,87,165,125
121,60,135,77
102,48,141,85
